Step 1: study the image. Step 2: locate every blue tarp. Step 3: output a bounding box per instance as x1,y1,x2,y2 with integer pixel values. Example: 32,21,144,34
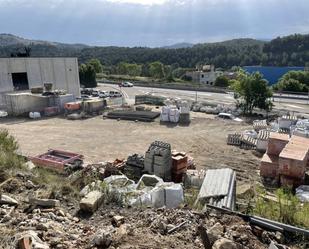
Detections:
243,66,305,85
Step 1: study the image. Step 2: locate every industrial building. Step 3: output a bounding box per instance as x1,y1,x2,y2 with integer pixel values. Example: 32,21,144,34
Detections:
0,57,80,107
243,66,305,85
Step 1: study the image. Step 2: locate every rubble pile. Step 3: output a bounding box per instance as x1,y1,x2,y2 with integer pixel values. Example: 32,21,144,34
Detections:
192,102,239,115
0,173,289,249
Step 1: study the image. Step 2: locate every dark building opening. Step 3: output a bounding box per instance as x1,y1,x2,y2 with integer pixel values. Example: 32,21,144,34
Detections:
12,72,29,90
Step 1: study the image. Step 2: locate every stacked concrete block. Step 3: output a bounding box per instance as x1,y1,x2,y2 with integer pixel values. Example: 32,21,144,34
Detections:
144,141,172,181
278,115,298,130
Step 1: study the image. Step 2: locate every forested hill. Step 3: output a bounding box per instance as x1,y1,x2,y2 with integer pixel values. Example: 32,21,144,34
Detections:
0,33,309,68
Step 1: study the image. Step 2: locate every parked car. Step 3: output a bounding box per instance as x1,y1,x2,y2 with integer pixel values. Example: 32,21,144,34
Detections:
121,81,134,87
98,91,109,98
109,91,122,97
79,95,92,100
217,113,242,122
81,88,93,95
91,90,100,97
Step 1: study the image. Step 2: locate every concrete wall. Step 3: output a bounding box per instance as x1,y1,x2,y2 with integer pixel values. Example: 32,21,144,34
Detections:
0,57,80,97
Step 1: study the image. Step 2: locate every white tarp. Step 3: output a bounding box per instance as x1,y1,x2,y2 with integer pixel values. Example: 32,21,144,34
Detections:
296,185,309,202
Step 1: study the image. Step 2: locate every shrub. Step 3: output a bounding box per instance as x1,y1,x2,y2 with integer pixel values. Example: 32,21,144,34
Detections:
0,129,24,171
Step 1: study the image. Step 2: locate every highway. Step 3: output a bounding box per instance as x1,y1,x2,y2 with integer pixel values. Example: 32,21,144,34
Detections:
98,83,309,114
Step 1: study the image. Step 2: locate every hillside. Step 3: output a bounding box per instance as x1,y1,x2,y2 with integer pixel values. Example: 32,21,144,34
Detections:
0,33,88,50
0,33,308,68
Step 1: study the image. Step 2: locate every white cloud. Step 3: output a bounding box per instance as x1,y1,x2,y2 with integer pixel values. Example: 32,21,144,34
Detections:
106,0,168,5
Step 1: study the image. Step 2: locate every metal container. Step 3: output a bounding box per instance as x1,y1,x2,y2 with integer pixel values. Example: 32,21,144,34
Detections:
82,99,105,113
4,93,49,116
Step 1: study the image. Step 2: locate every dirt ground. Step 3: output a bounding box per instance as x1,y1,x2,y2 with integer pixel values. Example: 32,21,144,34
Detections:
0,112,260,184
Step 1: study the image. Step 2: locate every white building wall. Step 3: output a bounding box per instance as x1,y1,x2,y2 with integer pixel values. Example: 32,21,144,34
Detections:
0,57,80,96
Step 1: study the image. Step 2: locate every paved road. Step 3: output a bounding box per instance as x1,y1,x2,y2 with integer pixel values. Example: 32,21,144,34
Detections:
98,83,309,114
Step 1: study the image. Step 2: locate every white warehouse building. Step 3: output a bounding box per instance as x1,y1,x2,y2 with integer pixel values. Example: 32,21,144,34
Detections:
0,57,80,99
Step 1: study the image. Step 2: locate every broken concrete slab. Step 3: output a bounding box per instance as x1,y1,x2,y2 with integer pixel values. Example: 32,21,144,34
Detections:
112,215,125,227
212,238,237,249
29,198,60,208
80,191,104,213
0,194,18,206
15,230,50,249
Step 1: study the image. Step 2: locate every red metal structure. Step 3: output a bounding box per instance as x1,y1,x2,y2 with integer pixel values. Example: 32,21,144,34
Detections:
29,149,84,172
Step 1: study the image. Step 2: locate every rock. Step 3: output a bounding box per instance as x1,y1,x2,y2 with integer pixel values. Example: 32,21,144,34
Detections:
0,194,18,206
25,180,36,189
57,210,65,217
111,215,124,227
25,161,36,170
212,238,238,249
166,224,175,231
72,217,79,223
80,191,104,213
36,223,49,231
208,222,224,245
15,230,49,249
29,198,60,208
92,227,114,247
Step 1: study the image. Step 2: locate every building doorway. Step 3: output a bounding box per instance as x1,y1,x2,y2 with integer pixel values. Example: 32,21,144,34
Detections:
12,72,29,90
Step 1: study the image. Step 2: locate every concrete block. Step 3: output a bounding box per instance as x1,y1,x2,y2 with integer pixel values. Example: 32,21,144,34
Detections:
80,191,104,213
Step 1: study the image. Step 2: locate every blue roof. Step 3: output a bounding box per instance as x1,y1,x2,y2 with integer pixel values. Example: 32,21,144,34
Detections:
243,66,305,85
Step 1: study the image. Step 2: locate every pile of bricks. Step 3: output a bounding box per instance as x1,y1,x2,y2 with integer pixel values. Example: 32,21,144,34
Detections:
260,133,309,187
144,141,172,181
171,151,188,183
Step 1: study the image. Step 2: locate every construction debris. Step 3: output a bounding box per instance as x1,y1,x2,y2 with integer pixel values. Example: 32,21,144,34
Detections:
196,168,236,210
0,194,18,206
80,191,104,213
135,94,166,105
29,198,60,208
29,149,84,173
106,110,160,122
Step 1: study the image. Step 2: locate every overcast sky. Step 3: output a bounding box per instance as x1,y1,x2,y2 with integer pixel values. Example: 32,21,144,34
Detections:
0,0,309,47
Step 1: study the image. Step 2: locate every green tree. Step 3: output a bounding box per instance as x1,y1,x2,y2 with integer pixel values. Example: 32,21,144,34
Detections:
88,58,103,74
79,63,97,88
149,61,165,79
230,71,273,114
273,70,309,92
215,75,229,87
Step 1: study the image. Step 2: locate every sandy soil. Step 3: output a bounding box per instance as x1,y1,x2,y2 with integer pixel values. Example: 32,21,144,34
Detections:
0,112,261,184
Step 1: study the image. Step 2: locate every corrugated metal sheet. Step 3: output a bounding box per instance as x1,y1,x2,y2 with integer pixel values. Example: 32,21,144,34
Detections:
197,168,236,210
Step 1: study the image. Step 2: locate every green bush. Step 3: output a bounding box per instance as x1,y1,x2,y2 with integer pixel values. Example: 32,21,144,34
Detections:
254,187,309,229
0,129,24,171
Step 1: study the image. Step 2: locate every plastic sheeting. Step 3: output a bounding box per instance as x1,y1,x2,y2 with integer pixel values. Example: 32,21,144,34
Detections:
296,185,309,202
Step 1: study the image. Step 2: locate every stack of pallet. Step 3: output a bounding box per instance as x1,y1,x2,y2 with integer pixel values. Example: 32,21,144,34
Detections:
279,136,309,187
260,133,290,185
144,141,172,181
260,133,309,187
171,151,188,183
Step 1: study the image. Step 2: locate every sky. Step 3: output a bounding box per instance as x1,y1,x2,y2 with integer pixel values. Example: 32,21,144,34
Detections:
0,0,309,47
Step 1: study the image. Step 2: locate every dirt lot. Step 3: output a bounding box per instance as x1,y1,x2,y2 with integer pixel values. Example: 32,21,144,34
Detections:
0,112,260,184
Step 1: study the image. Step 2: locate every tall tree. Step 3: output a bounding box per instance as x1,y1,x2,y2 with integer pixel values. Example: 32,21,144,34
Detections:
79,63,97,88
149,61,165,79
230,71,273,114
87,58,103,74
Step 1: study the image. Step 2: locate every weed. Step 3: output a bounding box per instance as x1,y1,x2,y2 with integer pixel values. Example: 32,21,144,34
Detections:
253,186,309,229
